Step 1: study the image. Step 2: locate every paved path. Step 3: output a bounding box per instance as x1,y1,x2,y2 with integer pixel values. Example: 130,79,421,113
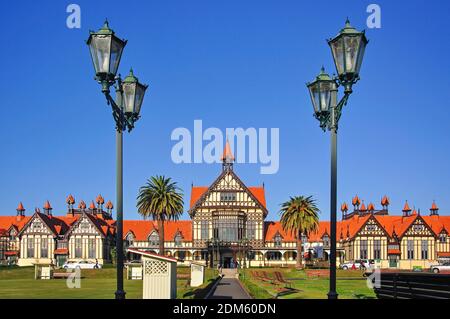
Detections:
208,269,252,299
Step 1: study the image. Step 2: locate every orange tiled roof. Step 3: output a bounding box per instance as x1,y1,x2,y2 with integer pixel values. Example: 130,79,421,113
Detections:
388,249,401,255
123,220,192,241
437,252,450,258
431,201,439,211
341,202,348,212
352,195,360,206
0,216,31,232
190,186,266,208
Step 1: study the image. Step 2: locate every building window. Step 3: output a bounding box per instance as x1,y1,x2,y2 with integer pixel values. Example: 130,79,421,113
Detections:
201,221,209,240
246,221,256,240
220,192,236,202
177,251,185,260
174,234,182,247
421,240,428,260
27,238,34,258
41,238,48,258
373,240,381,260
213,216,244,242
266,251,282,261
88,238,96,259
247,251,255,260
274,233,282,248
322,235,330,247
440,233,447,243
360,240,368,259
407,240,414,259
75,238,82,258
148,232,159,246
125,233,134,249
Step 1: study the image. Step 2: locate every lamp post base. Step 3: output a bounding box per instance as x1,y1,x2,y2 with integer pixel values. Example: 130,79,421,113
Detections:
115,290,126,300
327,291,338,300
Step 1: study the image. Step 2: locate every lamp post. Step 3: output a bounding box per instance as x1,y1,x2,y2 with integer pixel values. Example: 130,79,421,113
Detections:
306,19,368,300
86,21,148,300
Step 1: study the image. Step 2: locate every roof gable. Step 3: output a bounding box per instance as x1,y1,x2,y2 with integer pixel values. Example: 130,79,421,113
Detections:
189,170,267,217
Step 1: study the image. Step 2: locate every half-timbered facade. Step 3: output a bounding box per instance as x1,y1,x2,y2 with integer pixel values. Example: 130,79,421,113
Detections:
1,145,450,269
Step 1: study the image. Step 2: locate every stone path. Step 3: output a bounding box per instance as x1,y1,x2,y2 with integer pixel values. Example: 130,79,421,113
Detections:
208,269,252,299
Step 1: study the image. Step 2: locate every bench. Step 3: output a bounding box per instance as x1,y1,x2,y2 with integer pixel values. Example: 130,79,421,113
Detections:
53,272,72,279
373,272,450,299
305,269,329,278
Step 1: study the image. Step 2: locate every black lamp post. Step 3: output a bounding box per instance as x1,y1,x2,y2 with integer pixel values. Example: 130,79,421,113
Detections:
306,19,368,300
87,21,148,300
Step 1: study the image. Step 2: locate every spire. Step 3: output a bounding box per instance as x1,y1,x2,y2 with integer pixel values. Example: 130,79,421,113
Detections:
16,202,25,219
221,139,234,171
430,200,439,216
89,201,96,210
402,200,411,216
340,202,348,212
381,195,390,208
79,200,86,210
367,202,375,212
352,195,360,208
359,200,367,212
43,200,52,216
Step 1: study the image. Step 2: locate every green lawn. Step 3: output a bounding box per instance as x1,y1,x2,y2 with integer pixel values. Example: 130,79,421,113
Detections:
0,265,217,299
239,267,376,299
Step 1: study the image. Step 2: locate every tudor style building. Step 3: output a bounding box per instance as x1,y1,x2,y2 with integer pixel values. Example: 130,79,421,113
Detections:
1,143,450,269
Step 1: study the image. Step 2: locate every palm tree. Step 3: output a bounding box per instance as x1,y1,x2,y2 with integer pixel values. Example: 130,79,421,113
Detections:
279,196,320,269
137,176,184,256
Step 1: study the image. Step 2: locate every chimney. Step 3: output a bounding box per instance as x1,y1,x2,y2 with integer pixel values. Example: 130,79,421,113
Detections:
381,195,390,212
16,202,25,222
43,200,52,217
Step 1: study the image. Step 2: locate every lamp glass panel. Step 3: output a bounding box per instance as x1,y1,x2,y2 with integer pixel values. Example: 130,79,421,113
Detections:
134,83,146,115
109,37,124,76
319,81,332,112
330,38,345,75
308,83,321,114
355,37,366,75
122,82,137,113
89,35,111,74
344,35,361,73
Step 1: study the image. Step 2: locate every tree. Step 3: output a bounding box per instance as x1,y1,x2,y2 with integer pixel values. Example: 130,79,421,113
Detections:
137,176,184,256
279,196,319,269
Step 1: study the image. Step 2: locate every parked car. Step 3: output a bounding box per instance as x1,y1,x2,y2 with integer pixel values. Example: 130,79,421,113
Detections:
63,260,102,269
340,259,374,270
430,262,450,273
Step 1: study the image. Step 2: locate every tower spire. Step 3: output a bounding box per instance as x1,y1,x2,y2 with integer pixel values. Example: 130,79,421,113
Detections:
221,139,235,171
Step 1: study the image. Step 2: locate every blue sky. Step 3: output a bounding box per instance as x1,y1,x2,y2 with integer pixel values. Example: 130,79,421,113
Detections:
1,0,450,221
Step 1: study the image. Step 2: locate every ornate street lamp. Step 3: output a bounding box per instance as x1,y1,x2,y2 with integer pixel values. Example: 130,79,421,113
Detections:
306,19,368,300
86,21,148,300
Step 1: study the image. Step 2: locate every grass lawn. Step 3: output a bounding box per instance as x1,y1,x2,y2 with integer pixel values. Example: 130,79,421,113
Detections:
0,265,217,299
239,267,376,299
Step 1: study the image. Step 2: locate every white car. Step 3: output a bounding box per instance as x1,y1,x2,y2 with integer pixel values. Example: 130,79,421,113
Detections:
341,259,374,270
63,260,102,269
430,262,450,273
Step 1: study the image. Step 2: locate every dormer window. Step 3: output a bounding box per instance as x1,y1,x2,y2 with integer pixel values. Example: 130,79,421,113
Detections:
220,192,236,202
125,233,134,248
148,231,159,246
174,233,182,247
274,233,282,247
440,233,447,243
322,234,330,247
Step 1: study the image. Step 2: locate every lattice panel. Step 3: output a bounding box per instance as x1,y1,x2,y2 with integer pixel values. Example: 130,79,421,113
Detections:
144,259,168,275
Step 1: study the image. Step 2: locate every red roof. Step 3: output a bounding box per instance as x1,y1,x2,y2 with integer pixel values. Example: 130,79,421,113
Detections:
4,251,19,256
127,248,178,262
0,216,31,232
388,249,401,255
123,220,192,241
54,248,69,255
437,252,450,258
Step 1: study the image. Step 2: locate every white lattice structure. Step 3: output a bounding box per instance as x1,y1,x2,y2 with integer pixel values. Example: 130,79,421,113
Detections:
128,248,177,299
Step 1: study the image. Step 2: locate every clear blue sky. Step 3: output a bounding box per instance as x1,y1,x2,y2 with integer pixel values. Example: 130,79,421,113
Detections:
1,0,449,221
